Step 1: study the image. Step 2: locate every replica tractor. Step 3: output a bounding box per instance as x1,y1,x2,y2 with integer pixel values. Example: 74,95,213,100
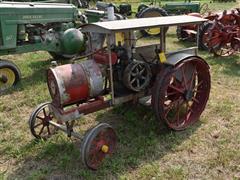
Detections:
28,15,211,170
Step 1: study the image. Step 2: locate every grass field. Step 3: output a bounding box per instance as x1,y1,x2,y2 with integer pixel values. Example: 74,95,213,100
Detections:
1,1,240,179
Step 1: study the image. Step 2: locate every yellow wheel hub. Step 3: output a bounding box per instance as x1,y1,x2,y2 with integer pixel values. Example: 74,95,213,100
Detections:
0,68,16,91
146,28,161,36
101,145,109,153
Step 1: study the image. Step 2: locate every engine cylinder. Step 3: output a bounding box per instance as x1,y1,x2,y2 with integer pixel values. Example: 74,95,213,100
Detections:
47,60,103,107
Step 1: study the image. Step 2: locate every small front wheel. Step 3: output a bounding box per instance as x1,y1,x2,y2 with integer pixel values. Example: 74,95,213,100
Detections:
29,102,59,140
81,123,117,170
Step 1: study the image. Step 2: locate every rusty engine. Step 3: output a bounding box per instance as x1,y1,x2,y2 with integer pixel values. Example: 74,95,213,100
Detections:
47,36,152,108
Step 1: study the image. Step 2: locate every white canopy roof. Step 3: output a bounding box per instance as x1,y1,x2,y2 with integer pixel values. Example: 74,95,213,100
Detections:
81,15,207,34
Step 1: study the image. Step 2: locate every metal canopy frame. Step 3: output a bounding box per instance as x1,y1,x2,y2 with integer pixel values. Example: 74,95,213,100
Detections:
81,15,207,105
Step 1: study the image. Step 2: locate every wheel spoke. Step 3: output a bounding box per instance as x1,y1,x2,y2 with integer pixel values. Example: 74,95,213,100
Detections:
39,125,45,135
167,91,179,96
192,97,200,104
187,66,197,90
136,79,140,88
36,115,44,120
47,126,51,135
43,108,47,117
34,122,43,128
130,78,136,84
181,66,188,89
139,68,145,75
169,84,184,94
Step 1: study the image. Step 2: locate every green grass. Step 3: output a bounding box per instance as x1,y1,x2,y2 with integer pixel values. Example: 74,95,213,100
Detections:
1,1,240,179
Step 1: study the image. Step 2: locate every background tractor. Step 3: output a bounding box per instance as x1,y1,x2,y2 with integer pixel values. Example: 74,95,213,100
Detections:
0,2,87,93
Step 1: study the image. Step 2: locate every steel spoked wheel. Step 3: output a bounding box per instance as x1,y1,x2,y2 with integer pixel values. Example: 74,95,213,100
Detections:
213,43,235,57
153,58,211,130
29,102,58,140
81,123,117,170
0,60,20,93
123,61,151,92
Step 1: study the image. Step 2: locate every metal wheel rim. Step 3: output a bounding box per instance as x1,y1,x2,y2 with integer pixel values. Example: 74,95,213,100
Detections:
29,102,57,140
213,43,235,57
157,59,210,130
0,68,16,91
81,123,117,170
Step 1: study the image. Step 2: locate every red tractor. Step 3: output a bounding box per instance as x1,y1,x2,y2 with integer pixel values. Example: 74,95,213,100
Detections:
177,8,240,51
206,9,240,56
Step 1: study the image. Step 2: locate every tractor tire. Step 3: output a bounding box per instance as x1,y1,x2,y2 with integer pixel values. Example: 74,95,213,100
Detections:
199,21,213,50
176,26,189,41
137,7,168,37
0,60,21,93
137,4,149,15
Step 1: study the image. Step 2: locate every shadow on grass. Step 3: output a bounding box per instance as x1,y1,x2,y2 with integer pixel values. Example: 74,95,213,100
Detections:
7,104,201,179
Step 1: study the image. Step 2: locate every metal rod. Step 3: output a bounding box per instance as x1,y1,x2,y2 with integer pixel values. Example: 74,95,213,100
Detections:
196,24,200,54
107,34,115,105
49,121,82,139
160,27,166,52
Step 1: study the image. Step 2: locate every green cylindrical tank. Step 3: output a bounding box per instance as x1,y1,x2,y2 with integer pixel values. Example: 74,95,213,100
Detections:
61,28,85,55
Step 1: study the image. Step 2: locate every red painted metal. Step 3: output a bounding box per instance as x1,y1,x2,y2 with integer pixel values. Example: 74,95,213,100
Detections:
47,64,89,107
207,10,240,56
85,125,117,170
152,58,211,130
47,60,103,107
50,97,111,122
93,51,118,65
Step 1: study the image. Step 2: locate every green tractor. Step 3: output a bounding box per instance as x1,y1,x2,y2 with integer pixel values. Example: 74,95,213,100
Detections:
95,0,208,36
0,1,88,93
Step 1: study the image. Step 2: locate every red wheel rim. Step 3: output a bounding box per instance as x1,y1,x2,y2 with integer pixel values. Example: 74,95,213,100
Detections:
30,103,57,139
84,125,117,170
156,59,210,130
213,43,235,57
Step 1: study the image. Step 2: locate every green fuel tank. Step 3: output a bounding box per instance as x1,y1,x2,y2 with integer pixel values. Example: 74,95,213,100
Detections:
61,28,85,55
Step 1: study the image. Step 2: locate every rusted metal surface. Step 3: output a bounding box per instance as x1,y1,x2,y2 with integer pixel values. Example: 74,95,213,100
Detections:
93,51,118,65
206,9,240,56
49,97,110,122
47,60,103,107
81,15,207,34
152,57,211,130
81,123,117,170
80,60,104,97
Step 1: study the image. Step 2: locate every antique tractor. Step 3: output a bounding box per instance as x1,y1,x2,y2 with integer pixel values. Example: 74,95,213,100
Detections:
177,8,240,51
29,15,211,170
206,9,240,56
0,1,87,93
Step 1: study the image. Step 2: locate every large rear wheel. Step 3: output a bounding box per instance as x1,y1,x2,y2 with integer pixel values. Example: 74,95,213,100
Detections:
152,58,211,130
137,7,168,36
